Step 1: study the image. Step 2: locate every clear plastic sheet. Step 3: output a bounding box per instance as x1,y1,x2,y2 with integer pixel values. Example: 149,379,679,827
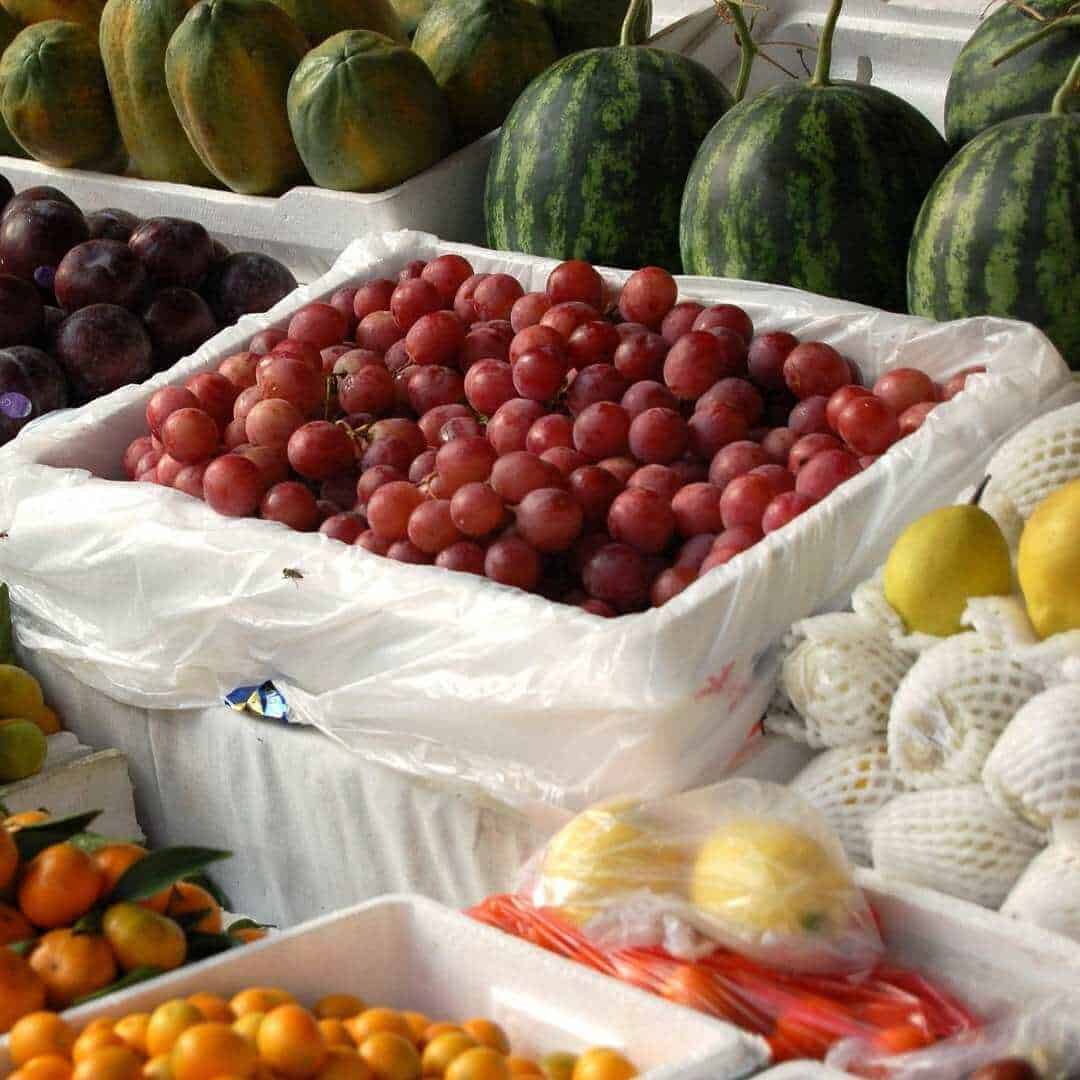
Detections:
0,231,1073,813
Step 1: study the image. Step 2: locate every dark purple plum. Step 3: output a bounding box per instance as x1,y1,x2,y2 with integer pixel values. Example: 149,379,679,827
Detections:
0,175,12,216
0,200,89,282
0,346,69,445
54,239,148,311
143,287,218,368
1,186,78,221
40,306,64,347
0,273,44,346
201,252,297,325
129,217,213,289
54,303,152,401
86,207,141,243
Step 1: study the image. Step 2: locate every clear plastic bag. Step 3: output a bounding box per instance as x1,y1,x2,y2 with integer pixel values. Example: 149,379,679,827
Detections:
522,780,884,974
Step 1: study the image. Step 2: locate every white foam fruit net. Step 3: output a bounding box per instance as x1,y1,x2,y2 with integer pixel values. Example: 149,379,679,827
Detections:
770,614,915,749
869,785,1043,908
790,740,905,866
983,683,1080,834
1001,842,1080,941
983,400,1080,520
887,633,1045,791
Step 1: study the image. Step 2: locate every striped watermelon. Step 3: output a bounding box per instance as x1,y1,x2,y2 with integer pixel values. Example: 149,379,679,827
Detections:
908,66,1080,370
680,73,949,313
484,45,731,271
945,0,1079,151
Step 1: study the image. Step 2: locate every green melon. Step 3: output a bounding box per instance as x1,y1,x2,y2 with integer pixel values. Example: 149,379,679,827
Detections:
287,29,452,191
484,0,731,272
680,2,949,312
389,0,430,36
413,0,559,141
270,0,405,46
531,0,637,53
945,0,1079,151
909,62,1079,369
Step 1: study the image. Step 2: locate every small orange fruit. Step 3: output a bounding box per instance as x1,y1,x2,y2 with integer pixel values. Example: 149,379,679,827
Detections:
229,926,268,944
230,988,294,1017
0,821,18,888
419,1025,461,1049
18,844,103,929
460,1023,509,1056
570,1050,636,1080
91,846,148,898
0,900,35,945
10,1054,74,1080
0,947,48,1033
231,1013,264,1048
506,1058,542,1077
30,706,62,736
257,1004,328,1078
319,1020,353,1048
169,1022,257,1080
10,1011,77,1064
346,1010,412,1046
358,1033,420,1080
85,1019,117,1036
4,810,50,831
72,1045,143,1080
420,1032,477,1076
162,884,222,935
29,930,119,1009
142,1054,172,1080
114,1014,151,1056
316,1048,374,1080
185,993,232,1024
72,1028,126,1064
444,1047,509,1080
315,995,366,1021
146,1001,205,1058
102,904,186,973
401,1015,430,1046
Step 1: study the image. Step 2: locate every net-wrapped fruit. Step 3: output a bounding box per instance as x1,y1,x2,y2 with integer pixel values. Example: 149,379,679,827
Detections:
270,0,405,46
287,29,452,192
412,0,559,142
0,19,123,169
165,0,309,196
99,0,218,185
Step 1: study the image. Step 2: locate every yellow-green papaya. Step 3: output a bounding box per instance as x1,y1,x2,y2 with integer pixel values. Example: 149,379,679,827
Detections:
287,29,451,191
165,0,309,196
0,19,123,168
0,7,28,157
99,0,217,184
0,0,104,29
389,0,431,36
412,0,558,141
270,0,405,46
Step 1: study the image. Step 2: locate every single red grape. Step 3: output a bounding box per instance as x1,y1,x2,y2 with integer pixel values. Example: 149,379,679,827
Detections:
628,464,682,502
873,367,937,415
485,536,542,591
353,279,396,321
439,415,482,443
651,566,697,606
339,363,395,416
174,462,208,499
453,273,488,323
510,292,552,332
319,513,365,543
256,354,324,416
517,487,584,552
789,395,831,437
450,481,505,536
696,377,763,426
407,365,465,413
473,274,524,321
288,303,348,350
608,487,675,554
837,396,900,455
162,407,218,464
245,397,305,450
487,398,546,455
249,328,288,356
613,330,668,383
527,413,574,455
540,301,599,340
490,450,561,504
720,473,775,530
789,433,844,473
761,426,797,465
407,498,461,554
436,540,486,575
354,529,392,555
547,260,604,308
794,449,860,501
156,453,185,487
388,539,433,564
565,363,629,415
371,418,427,458
568,320,620,367
708,440,770,490
435,434,497,494
261,481,320,531
618,266,677,328
783,341,850,399
203,454,262,517
583,543,651,609
762,491,815,534
746,331,798,392
826,384,872,431
628,407,688,464
660,301,704,344
357,464,406,505
367,480,425,540
688,402,749,458
542,446,588,477
693,304,753,345
421,254,473,305
287,420,355,480
146,386,200,438
898,400,936,436
513,348,568,402
185,371,238,428
663,331,725,401
406,310,465,366
672,482,724,536
569,465,623,524
356,310,404,353
391,278,441,331
218,351,258,389
573,402,631,460
124,435,154,478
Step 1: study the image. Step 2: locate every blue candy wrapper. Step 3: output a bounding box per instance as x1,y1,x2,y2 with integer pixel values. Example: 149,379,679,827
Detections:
225,681,290,721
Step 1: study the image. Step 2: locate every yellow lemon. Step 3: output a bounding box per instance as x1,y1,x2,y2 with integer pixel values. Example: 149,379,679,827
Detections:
1018,478,1080,639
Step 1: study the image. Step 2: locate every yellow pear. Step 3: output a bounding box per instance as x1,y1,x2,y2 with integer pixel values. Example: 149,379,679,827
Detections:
1018,478,1080,639
883,498,1012,637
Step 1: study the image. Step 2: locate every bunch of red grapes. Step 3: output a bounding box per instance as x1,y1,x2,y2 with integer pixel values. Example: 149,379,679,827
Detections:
122,255,983,615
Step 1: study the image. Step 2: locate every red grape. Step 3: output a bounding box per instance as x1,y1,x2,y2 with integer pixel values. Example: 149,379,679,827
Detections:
762,491,815,534
859,455,880,470
509,324,565,365
794,449,860,501
407,365,465,413
339,363,395,415
162,407,218,464
146,386,199,438
487,398,546,454
789,395,831,437
675,533,715,573
628,464,682,502
837,396,899,455
461,326,511,368
517,487,584,552
436,541,486,575
542,446,588,476
256,354,324,415
783,342,850,399
388,540,432,564
391,278,441,331
898,400,936,436
942,366,985,400
660,301,704,344
246,398,305,449
357,311,404,353
173,462,207,499
367,480,425,540
421,254,473,304
751,463,795,495
490,450,561,504
287,421,355,480
583,543,651,610
409,448,437,483
568,320,620,366
124,435,154,478
320,513,365,544
203,454,262,517
361,435,414,474
688,403,748,458
288,303,348,350
720,473,775,531
218,352,258,389
417,404,469,447
156,453,185,487
249,328,288,356
369,419,426,460
826,384,872,431
527,413,574,455
747,331,798,392
407,498,461,554
510,291,552,331
235,445,289,491
513,348,568,402
322,346,352,373
260,481,320,531
320,471,359,511
789,433,843,473
565,364,629,415
439,416,482,443
873,367,937,415
541,301,600,339
485,536,542,590
185,372,238,428
700,526,760,573
547,260,604,308
453,273,488,322
405,310,465,367
598,456,638,486
271,340,322,372
671,482,725,536
574,402,631,460
696,378,763,425
614,331,668,382
663,331,726,400
399,260,426,281
136,454,160,484
450,481,505,536
353,279,396,321
608,487,675,554
462,358,513,415
569,465,623,524
329,287,358,335
357,464,405,505
435,435,497,493
761,426,797,465
627,407,687,465
651,566,696,606
473,274,524,321
708,440,770,490
621,380,677,419
618,266,677,328
355,529,392,555
693,304,753,344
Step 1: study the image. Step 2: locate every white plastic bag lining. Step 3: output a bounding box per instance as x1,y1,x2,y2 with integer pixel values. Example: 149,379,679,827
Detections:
0,230,1074,813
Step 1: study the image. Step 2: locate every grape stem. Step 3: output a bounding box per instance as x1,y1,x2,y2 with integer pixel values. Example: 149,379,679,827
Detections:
810,0,843,87
619,0,654,46
991,13,1080,66
1052,52,1080,114
723,2,758,102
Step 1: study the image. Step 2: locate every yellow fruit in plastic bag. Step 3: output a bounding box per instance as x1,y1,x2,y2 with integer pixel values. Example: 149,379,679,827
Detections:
690,819,851,937
541,799,685,924
1018,478,1080,639
0,665,44,719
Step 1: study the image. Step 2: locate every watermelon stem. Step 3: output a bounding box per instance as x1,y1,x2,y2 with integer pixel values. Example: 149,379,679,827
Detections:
1053,52,1080,114
810,0,843,87
619,0,654,47
991,13,1080,67
722,3,758,102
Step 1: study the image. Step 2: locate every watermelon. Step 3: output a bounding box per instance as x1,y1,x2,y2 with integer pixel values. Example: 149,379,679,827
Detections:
484,0,732,272
680,0,949,313
945,0,1079,151
909,56,1080,370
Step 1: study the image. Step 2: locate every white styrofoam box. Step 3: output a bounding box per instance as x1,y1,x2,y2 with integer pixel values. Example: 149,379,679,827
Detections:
1,734,142,841
660,0,982,135
0,894,769,1079
0,230,1073,817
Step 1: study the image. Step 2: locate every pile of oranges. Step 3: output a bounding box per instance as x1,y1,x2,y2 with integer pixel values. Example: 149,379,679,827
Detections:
3,990,639,1080
1,813,262,1033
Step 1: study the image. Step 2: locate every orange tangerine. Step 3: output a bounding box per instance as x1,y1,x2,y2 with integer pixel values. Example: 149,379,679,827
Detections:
358,1033,420,1080
506,1060,541,1077
419,1025,461,1049
72,1028,126,1064
102,904,186,974
4,810,50,831
29,930,119,1009
0,821,18,889
231,1013,265,1048
142,1054,172,1080
18,844,103,929
146,1001,205,1058
169,1022,258,1080
570,1050,636,1080
459,1024,508,1056
91,846,148,899
315,995,366,1021
444,1047,510,1080
0,948,46,1035
84,1020,117,1036
319,1020,353,1048
163,884,222,935
10,1011,77,1064
315,1047,374,1080
30,706,62,736
185,993,232,1024
402,1015,430,1047
114,1014,151,1057
72,1045,142,1080
10,1054,74,1080
420,1032,477,1076
230,988,294,1017
346,1011,412,1046
256,1004,328,1078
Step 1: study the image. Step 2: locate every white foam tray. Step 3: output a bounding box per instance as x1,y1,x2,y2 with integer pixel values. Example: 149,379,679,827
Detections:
0,893,768,1079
